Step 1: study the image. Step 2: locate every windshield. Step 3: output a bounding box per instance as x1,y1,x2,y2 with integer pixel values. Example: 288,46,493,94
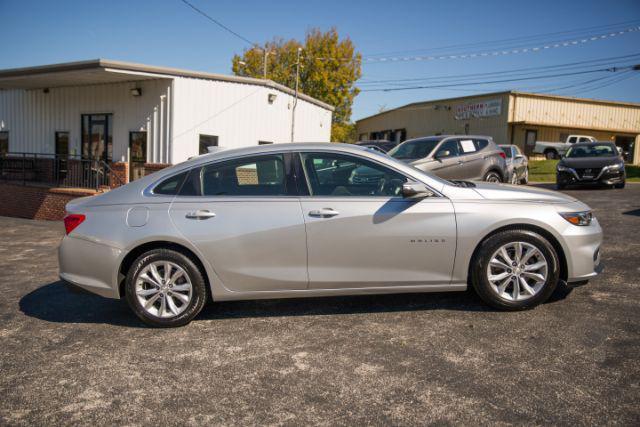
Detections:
388,138,441,160
499,146,512,158
566,144,616,158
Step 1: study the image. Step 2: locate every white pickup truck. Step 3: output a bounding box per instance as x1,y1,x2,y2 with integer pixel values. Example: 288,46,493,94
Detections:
533,135,596,159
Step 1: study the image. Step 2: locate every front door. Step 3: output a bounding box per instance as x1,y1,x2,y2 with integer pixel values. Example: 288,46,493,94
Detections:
431,139,462,179
129,131,147,181
169,153,308,292
524,129,537,155
81,114,112,161
55,131,69,181
297,151,457,289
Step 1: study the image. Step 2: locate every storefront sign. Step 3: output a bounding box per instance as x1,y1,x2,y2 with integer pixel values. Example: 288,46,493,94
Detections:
454,98,502,120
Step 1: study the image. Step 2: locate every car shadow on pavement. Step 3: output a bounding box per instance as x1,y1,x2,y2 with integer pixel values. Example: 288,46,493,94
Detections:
20,281,574,326
19,281,144,328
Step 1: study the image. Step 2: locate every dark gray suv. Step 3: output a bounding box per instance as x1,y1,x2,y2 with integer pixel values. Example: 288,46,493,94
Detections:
388,135,508,182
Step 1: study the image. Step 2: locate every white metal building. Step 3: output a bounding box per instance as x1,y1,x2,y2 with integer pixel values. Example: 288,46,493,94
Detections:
0,59,333,170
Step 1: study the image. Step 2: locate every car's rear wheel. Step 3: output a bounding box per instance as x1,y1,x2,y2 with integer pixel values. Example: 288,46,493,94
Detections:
125,249,207,327
483,170,502,183
471,230,560,310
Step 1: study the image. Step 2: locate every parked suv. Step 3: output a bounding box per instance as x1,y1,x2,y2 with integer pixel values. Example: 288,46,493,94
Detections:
388,135,507,182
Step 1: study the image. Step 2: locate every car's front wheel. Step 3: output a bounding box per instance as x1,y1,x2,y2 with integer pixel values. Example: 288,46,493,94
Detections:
519,168,529,185
125,249,208,327
471,229,560,310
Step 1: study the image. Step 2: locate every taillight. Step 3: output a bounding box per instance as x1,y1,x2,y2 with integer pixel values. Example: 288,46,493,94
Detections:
499,151,506,159
64,214,86,235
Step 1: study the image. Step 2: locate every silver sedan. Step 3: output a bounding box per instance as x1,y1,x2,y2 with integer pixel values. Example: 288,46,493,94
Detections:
59,143,603,327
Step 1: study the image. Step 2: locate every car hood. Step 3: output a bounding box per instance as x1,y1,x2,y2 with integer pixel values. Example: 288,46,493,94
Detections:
470,182,577,203
560,156,620,168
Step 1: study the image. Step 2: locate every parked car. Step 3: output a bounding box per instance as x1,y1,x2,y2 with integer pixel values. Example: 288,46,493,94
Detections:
388,135,507,182
356,140,398,153
60,143,603,327
499,144,529,185
556,142,626,189
534,135,596,159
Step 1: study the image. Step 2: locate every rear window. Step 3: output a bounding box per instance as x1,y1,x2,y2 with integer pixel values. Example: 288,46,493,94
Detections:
153,171,187,195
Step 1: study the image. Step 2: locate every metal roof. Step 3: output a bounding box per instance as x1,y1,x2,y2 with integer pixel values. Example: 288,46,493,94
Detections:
0,59,334,111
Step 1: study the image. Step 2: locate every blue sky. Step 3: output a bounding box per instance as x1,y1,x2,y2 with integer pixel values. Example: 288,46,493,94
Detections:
1,0,639,120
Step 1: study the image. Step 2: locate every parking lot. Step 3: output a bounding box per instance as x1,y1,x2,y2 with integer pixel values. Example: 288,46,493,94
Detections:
0,184,638,425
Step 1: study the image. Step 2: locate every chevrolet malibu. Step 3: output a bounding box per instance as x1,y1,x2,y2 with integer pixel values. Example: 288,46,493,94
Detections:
59,143,603,327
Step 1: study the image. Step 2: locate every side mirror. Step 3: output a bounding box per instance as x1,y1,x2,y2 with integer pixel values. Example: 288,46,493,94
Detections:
434,149,451,160
514,154,524,160
402,182,434,199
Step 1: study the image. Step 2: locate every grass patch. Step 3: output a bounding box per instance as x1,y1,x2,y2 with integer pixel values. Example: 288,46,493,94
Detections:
528,159,640,182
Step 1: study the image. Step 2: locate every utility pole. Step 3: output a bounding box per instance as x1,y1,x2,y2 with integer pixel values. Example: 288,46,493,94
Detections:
263,49,269,79
290,47,302,143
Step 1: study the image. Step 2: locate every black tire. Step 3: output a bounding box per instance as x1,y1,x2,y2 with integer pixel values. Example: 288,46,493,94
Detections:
614,181,625,189
125,249,208,327
483,170,502,183
556,182,566,190
470,229,560,311
519,168,529,185
545,150,558,160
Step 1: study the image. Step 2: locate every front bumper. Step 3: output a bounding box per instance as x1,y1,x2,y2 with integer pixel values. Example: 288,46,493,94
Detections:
58,235,122,299
561,219,604,283
557,168,625,186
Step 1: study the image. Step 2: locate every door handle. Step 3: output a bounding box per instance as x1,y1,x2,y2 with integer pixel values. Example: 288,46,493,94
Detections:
309,208,340,218
185,209,216,219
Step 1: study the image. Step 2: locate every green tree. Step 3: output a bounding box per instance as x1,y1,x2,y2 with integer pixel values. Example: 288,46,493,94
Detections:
231,28,361,141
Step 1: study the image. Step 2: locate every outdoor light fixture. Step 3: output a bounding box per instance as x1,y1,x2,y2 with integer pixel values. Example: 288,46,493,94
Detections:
268,93,277,104
130,88,142,97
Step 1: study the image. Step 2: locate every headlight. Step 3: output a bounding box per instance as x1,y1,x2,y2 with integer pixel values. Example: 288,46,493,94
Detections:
560,211,593,226
557,164,571,172
606,162,624,171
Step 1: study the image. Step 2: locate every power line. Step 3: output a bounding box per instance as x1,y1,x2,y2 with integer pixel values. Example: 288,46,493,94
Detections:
360,66,635,92
363,19,640,58
178,0,256,46
357,53,640,85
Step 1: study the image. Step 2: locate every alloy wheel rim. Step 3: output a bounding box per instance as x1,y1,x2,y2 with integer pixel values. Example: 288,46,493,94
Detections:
486,241,548,301
135,261,193,318
487,173,501,183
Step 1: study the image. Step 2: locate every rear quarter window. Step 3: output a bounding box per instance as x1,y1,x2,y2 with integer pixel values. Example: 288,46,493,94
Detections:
153,171,187,195
473,139,489,150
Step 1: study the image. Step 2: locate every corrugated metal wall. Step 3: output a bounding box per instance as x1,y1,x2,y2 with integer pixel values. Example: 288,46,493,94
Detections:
170,77,332,163
0,79,172,162
355,93,511,145
510,93,640,132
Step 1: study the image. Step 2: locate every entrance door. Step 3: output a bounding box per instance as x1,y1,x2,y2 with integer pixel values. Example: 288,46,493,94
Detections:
615,136,635,163
55,131,69,182
81,114,112,161
129,131,147,181
524,130,537,155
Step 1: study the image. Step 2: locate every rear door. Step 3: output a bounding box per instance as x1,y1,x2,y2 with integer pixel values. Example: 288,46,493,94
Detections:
457,138,484,179
297,150,457,289
169,153,308,292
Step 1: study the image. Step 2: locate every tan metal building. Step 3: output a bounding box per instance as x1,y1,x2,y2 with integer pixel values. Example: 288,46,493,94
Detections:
356,91,640,164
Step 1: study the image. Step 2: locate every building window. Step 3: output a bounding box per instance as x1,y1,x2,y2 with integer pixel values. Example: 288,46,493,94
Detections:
199,134,219,154
258,141,273,145
0,131,8,155
81,114,112,161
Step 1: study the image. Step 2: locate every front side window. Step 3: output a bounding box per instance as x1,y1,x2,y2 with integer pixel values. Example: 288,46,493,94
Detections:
435,139,460,158
300,152,408,197
200,154,287,196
